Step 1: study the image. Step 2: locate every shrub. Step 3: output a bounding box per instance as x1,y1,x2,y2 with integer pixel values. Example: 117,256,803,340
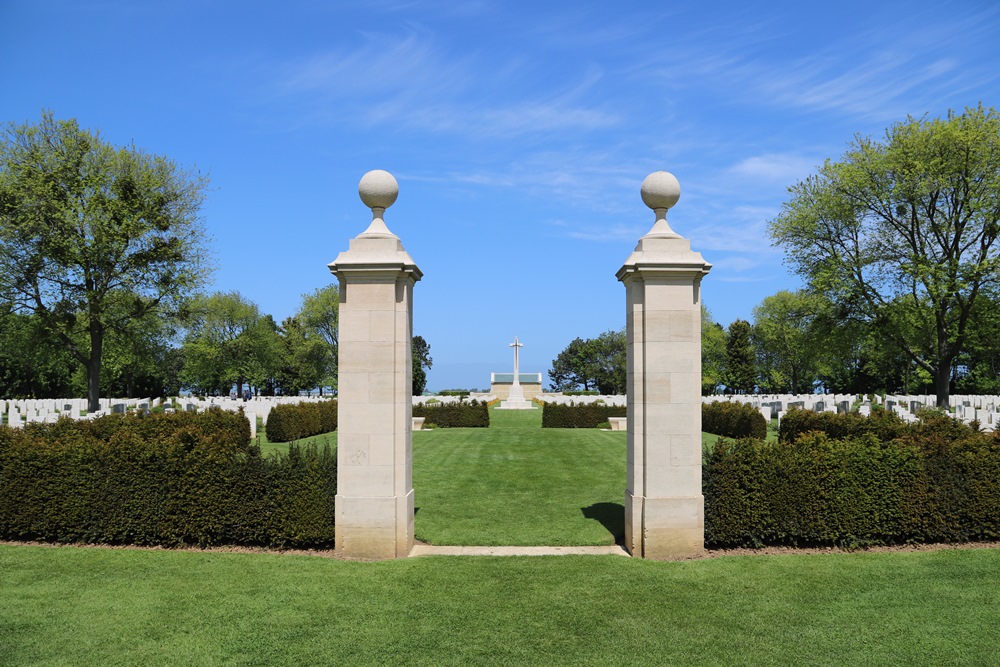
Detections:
413,400,489,427
704,417,1000,548
0,410,335,549
265,400,337,442
777,406,905,444
542,403,626,428
702,402,767,439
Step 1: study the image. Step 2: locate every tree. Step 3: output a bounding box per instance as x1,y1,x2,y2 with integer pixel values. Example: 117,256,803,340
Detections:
769,105,1000,407
297,285,339,395
724,319,756,394
0,304,77,398
549,337,595,391
701,306,727,395
276,315,327,396
412,335,432,395
751,290,825,394
0,112,210,411
180,292,276,395
548,330,625,394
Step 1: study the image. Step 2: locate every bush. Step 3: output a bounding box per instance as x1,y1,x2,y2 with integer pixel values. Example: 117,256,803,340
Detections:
542,403,626,428
777,406,905,444
702,402,768,439
0,410,336,549
704,415,1000,548
413,400,489,427
265,400,337,442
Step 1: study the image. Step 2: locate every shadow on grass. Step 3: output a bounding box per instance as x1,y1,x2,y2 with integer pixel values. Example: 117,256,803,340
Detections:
581,502,625,545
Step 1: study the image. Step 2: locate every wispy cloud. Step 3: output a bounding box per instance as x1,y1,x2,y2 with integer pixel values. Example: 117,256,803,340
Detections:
727,153,819,185
269,28,619,138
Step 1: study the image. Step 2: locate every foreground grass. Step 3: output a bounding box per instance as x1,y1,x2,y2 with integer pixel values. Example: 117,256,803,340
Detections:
2,544,998,666
413,408,626,545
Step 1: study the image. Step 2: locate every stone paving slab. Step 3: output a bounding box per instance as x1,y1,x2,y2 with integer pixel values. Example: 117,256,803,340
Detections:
410,544,630,557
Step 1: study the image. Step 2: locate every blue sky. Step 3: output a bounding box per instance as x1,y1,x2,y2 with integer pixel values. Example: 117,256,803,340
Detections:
4,1,998,391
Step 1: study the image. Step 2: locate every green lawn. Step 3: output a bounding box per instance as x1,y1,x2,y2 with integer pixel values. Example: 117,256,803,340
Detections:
413,407,625,545
4,409,999,664
2,544,997,666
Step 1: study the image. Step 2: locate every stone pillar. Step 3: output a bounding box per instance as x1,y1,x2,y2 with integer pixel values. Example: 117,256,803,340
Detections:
617,171,711,560
329,170,422,560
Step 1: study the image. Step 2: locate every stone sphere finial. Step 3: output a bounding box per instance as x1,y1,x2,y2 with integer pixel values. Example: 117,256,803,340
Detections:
359,170,398,211
640,171,681,211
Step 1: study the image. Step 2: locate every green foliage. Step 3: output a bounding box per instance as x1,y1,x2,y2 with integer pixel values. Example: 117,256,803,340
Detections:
701,305,727,394
295,285,339,394
413,400,488,427
541,402,626,428
0,112,211,412
0,305,77,398
704,416,1000,547
777,406,907,444
723,319,756,393
0,409,335,548
549,330,626,394
264,400,338,442
180,292,281,395
702,402,767,439
412,335,432,395
769,105,1000,407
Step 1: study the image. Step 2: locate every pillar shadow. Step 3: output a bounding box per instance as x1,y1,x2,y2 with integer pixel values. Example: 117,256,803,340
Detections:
581,502,625,545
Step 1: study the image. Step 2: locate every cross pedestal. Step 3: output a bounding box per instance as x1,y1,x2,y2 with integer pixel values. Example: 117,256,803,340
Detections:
498,336,536,410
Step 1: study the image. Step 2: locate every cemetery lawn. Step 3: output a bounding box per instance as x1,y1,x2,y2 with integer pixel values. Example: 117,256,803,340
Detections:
2,544,998,666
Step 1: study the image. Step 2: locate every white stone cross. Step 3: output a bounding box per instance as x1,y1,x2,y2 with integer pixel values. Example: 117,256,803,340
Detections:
509,336,523,386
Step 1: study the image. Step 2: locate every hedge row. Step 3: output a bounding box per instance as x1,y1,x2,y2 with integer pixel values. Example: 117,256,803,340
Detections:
777,406,906,444
702,401,768,439
0,410,335,549
265,400,338,442
704,414,1000,548
413,400,489,427
542,403,626,428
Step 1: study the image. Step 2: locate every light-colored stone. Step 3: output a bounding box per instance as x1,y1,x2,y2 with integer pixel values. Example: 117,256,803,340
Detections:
618,171,711,560
329,170,420,560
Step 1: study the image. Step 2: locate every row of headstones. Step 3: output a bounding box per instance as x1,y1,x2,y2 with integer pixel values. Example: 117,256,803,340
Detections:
413,394,497,405
1,394,342,440
536,394,628,407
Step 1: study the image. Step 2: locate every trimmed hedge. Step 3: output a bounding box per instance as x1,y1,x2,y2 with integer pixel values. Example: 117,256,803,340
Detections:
265,400,337,442
702,401,768,439
413,400,489,427
542,403,626,428
0,410,336,549
777,406,906,444
704,414,1000,548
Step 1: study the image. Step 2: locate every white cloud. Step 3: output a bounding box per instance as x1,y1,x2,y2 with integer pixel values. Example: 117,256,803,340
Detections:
728,153,818,185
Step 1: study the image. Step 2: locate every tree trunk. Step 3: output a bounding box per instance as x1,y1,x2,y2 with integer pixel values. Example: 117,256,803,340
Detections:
935,362,951,409
87,323,103,413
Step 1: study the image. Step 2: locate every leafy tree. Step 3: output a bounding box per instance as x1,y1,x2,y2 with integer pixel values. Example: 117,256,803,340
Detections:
0,304,77,398
412,335,432,395
180,292,276,395
548,330,625,394
0,112,210,411
751,290,825,394
724,319,756,394
297,285,339,395
549,337,595,391
276,315,327,396
769,105,1000,407
701,306,727,395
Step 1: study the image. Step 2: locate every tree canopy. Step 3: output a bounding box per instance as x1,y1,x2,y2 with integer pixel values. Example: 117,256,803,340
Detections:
0,112,211,411
769,105,1000,407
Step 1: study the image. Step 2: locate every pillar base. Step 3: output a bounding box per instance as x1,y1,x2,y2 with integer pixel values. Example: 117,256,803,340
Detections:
625,490,704,560
335,489,414,560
